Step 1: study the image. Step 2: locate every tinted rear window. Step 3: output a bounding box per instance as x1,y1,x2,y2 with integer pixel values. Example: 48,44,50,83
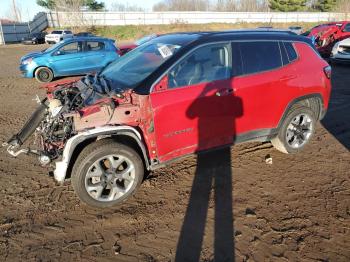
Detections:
283,42,298,61
86,41,105,51
233,41,282,76
51,30,62,34
279,42,289,65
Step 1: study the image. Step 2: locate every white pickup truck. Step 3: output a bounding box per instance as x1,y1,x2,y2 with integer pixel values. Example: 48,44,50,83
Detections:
45,30,73,44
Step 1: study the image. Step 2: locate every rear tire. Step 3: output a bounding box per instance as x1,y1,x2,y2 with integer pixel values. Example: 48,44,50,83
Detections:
35,67,54,83
271,105,316,154
71,139,144,208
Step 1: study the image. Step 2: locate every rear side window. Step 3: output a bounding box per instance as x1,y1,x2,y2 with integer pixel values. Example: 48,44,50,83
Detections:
283,42,298,62
86,41,105,51
279,42,289,65
233,41,282,76
344,23,350,32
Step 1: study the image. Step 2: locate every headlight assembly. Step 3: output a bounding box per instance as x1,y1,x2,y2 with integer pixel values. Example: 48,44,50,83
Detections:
22,58,33,65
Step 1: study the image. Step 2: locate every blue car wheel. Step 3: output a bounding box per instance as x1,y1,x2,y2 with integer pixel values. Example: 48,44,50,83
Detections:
35,67,54,83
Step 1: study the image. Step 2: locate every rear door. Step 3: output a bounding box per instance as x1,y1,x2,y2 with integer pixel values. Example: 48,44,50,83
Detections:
150,42,243,162
83,41,109,73
231,41,300,135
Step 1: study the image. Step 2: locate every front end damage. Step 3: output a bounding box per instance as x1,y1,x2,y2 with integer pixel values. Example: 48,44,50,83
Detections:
3,75,152,182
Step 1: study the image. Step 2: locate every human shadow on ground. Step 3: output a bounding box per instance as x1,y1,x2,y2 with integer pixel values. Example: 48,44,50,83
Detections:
175,81,243,261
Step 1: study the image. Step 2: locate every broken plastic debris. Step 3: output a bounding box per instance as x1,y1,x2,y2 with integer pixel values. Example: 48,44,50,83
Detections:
265,154,273,164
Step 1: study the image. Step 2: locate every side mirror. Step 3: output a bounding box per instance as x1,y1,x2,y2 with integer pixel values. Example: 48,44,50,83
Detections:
54,50,63,56
153,75,169,93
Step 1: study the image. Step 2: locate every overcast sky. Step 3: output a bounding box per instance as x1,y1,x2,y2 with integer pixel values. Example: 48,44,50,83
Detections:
0,0,159,22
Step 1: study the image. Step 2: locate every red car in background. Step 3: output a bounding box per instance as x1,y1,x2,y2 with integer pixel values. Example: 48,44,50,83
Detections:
118,34,159,55
307,21,350,57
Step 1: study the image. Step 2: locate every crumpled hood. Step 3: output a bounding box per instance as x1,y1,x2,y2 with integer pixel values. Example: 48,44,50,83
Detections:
75,74,127,106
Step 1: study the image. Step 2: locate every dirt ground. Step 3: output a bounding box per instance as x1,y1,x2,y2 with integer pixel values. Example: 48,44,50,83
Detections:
0,44,349,262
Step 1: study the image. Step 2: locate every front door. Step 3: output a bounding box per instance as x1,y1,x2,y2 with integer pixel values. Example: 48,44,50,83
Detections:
150,43,243,162
51,41,84,75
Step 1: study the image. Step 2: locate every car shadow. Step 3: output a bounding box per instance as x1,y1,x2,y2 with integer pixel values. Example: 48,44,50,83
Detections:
175,82,243,261
321,64,350,151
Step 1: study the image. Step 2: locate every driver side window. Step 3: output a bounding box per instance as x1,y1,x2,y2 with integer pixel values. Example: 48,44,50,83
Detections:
168,43,231,89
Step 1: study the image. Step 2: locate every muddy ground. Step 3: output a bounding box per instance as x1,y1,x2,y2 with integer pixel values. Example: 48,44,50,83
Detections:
0,44,349,262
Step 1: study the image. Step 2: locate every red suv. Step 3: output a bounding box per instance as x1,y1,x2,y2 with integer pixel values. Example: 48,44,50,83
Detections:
4,30,332,208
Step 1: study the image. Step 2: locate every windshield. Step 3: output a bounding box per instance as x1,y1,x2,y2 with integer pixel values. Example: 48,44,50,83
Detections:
44,41,62,53
101,41,182,90
51,30,63,34
135,34,157,46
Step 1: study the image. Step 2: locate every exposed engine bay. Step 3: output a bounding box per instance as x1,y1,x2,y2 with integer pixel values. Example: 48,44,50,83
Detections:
3,74,134,165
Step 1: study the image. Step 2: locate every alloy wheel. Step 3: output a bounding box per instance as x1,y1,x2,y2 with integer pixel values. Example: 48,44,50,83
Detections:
84,154,136,202
285,113,313,149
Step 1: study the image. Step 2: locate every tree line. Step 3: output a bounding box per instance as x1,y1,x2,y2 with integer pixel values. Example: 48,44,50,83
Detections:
36,0,349,12
153,0,348,12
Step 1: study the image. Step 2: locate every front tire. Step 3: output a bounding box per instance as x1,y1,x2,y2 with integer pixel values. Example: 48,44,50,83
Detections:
34,67,54,83
71,140,144,208
271,105,316,154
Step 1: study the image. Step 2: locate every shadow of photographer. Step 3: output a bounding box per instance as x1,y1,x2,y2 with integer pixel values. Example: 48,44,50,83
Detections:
175,81,243,262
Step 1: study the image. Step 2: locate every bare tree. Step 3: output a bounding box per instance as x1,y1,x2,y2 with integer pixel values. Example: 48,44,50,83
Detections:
335,0,350,13
239,0,269,12
153,0,210,11
110,1,145,11
153,0,269,12
8,0,22,22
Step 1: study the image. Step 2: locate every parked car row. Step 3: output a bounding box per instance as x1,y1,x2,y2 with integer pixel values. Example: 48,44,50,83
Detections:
118,33,159,55
20,31,160,82
20,37,119,82
21,32,47,45
305,21,350,60
21,30,96,45
6,29,332,208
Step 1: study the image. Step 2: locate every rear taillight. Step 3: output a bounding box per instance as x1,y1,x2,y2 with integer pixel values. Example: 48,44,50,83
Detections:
323,65,332,79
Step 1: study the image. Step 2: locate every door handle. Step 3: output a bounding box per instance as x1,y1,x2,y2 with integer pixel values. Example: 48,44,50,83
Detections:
215,88,234,96
280,75,295,81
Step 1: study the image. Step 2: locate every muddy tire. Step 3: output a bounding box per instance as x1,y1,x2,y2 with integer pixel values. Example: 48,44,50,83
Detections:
71,139,144,208
271,105,316,154
34,67,53,83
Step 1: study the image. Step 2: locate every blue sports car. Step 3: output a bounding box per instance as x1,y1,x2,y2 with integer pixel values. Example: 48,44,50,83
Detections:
19,37,119,82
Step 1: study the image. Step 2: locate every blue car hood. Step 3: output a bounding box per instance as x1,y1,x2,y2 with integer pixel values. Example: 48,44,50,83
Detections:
20,51,44,63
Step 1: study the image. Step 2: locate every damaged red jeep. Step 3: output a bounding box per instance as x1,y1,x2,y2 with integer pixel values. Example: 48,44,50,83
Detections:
4,31,332,208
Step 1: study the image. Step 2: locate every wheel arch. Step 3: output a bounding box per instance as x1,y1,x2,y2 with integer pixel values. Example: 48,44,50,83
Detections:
277,94,324,130
54,126,150,183
33,65,55,78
